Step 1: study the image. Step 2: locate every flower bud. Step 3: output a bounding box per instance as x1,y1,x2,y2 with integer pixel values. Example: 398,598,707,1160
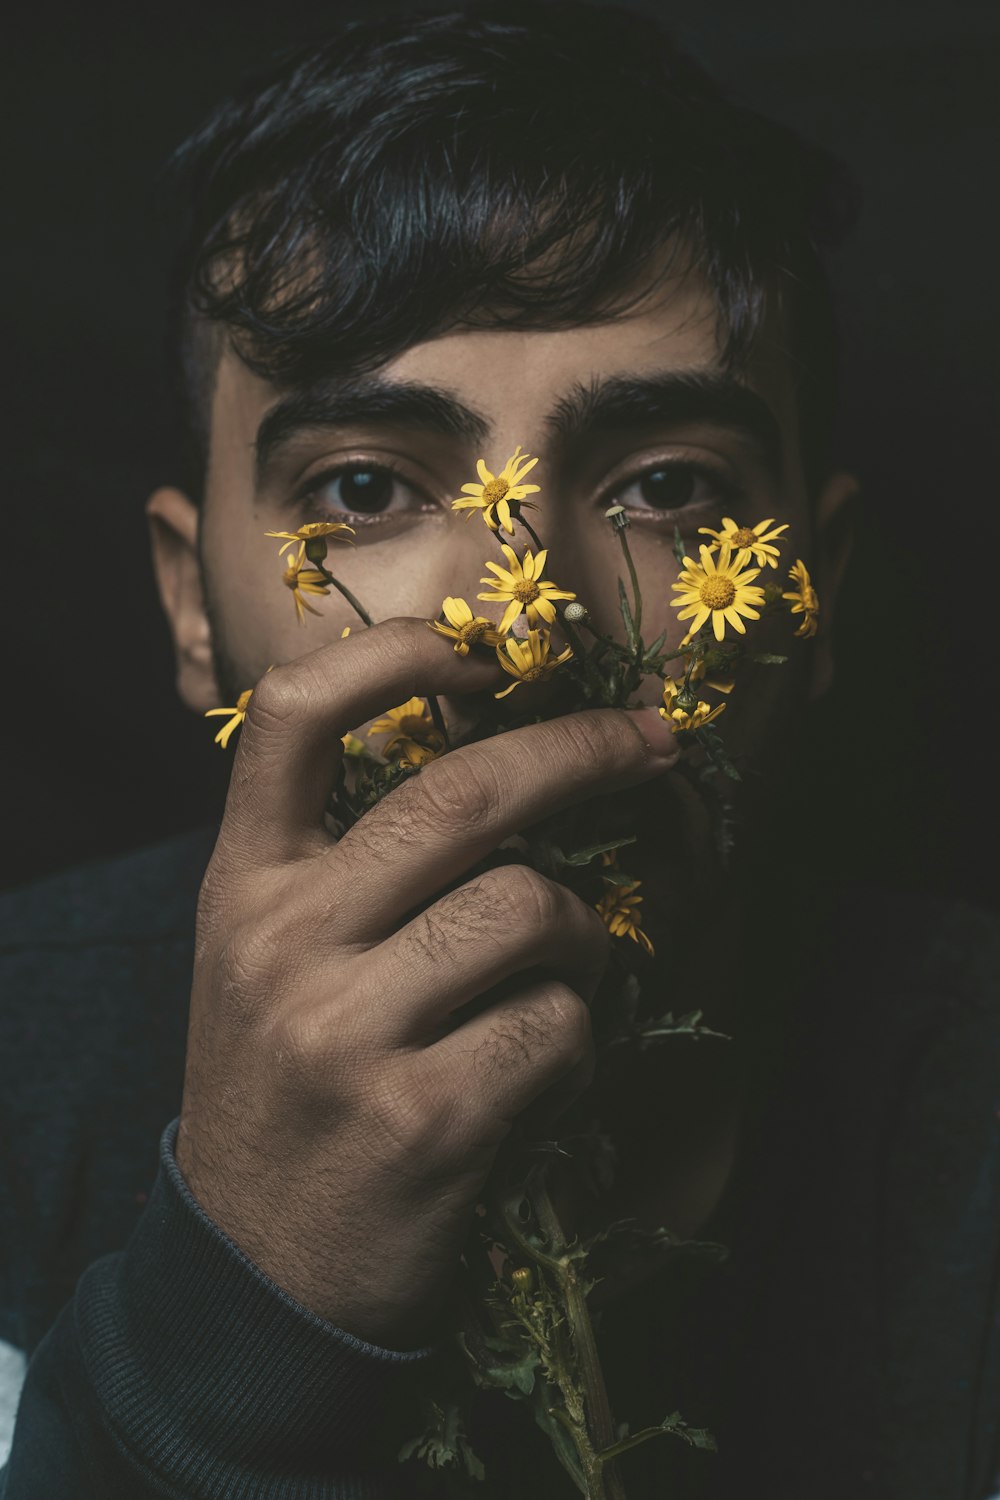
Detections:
675,686,700,714
305,536,329,563
511,1266,534,1293
564,601,589,623
605,504,630,532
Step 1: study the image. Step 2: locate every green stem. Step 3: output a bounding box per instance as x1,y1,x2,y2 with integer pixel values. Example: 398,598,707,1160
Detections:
320,568,374,627
426,693,452,752
615,528,642,649
531,1178,627,1500
517,515,545,552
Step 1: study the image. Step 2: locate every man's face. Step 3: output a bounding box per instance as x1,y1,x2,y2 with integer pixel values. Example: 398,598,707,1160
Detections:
198,267,811,731
151,262,852,957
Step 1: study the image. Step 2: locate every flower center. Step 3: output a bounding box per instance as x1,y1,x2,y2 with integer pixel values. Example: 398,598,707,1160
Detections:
483,478,510,504
282,562,299,585
730,527,756,547
522,665,546,682
700,576,736,609
236,689,253,713
513,580,541,603
460,619,488,644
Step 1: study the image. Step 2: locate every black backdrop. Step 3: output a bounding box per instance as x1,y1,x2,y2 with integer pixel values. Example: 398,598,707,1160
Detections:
4,0,998,907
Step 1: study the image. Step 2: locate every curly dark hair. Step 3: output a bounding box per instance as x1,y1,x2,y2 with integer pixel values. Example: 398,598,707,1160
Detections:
167,0,860,500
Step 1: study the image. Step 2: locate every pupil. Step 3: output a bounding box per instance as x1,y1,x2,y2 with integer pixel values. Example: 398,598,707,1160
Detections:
639,468,695,508
338,467,393,512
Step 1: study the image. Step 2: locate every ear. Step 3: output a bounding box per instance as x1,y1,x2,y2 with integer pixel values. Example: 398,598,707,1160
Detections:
807,469,861,702
146,486,221,713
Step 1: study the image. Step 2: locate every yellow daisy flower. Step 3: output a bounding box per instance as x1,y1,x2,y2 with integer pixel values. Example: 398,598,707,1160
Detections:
264,520,355,557
658,676,727,733
670,542,765,642
782,559,820,637
341,733,367,756
478,544,577,636
451,445,542,534
282,542,331,624
698,516,788,568
204,688,254,750
427,597,504,656
204,666,275,749
596,880,654,956
368,697,444,765
495,629,573,699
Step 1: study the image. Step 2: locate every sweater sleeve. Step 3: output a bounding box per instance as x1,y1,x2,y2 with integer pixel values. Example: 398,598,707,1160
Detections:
0,1118,437,1498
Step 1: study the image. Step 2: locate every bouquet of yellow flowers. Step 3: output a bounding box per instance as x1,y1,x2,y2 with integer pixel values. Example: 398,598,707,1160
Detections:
206,446,819,1498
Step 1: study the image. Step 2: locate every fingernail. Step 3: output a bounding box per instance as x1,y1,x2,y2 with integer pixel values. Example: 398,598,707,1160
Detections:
626,705,681,765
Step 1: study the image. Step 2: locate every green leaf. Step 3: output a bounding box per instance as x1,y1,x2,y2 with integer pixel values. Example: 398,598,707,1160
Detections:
561,835,637,868
672,526,688,566
398,1400,487,1480
747,651,788,665
617,577,637,654
598,1409,718,1462
613,1007,733,1049
693,725,742,781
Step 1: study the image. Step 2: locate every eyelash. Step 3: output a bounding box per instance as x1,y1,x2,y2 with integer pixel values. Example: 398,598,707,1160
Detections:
293,456,746,525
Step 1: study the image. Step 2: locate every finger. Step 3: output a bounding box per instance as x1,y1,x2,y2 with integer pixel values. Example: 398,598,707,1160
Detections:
325,702,679,941
347,865,610,1046
420,979,595,1141
218,619,502,868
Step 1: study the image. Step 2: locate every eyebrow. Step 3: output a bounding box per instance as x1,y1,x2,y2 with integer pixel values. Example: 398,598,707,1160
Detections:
254,367,783,485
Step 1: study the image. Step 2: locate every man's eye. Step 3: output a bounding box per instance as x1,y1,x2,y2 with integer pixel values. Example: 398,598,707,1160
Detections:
615,462,742,513
299,463,422,518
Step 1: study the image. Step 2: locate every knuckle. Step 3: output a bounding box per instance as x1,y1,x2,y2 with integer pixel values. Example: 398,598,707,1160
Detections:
540,983,594,1068
364,1064,459,1162
413,752,499,838
243,667,310,734
211,916,291,1031
489,864,565,931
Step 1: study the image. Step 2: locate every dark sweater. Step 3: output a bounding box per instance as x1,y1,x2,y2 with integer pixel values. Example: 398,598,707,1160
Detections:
0,824,998,1498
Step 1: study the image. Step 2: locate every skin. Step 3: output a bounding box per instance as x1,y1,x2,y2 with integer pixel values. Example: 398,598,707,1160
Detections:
147,264,858,1347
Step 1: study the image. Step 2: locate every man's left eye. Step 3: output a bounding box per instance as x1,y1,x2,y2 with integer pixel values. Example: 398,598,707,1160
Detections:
615,462,742,512
300,463,423,518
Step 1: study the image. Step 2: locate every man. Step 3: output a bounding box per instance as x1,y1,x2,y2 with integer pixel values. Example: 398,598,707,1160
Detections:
3,4,999,1496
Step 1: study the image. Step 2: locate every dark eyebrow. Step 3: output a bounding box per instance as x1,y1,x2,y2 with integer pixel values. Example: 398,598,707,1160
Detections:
254,376,490,483
544,370,784,481
254,366,783,487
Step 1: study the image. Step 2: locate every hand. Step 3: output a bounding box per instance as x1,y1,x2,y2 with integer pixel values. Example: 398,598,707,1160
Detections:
176,620,680,1348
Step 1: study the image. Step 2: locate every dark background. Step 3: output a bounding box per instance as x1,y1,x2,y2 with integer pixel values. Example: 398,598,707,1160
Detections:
3,0,998,906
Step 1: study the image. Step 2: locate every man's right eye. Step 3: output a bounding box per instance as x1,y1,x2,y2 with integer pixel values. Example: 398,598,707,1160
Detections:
297,462,427,520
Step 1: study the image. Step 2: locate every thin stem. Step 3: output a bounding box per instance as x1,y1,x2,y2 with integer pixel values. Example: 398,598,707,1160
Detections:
517,514,545,552
426,693,452,752
320,567,374,627
615,528,642,648
531,1178,627,1500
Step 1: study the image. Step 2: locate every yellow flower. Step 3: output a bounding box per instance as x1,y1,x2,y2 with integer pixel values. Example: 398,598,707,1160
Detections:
478,544,576,636
782,559,820,637
670,542,765,642
697,516,788,568
282,542,331,623
596,880,654,956
204,666,275,749
494,629,573,698
368,697,444,765
451,446,542,534
659,677,727,733
341,733,367,756
427,597,504,656
204,688,254,749
264,521,355,556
